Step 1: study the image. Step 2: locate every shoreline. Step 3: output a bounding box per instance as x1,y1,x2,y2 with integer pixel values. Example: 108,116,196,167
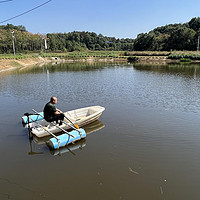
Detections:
0,56,128,73
1,53,200,73
0,57,53,73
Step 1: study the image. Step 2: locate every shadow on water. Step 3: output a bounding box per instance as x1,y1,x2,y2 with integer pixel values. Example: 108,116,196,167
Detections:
27,120,105,156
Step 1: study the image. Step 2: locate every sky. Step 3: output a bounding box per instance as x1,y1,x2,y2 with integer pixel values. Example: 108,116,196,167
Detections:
0,0,200,39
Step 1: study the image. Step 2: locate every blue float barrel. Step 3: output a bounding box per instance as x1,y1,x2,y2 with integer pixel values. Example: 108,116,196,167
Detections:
48,128,86,149
22,112,44,123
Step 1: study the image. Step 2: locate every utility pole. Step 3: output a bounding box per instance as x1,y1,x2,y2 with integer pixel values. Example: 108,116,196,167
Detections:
40,36,43,52
11,31,15,56
44,38,47,53
197,36,200,54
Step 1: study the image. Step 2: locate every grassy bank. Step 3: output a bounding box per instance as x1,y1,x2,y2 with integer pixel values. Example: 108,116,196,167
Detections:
39,51,126,59
0,50,200,60
0,51,125,60
168,51,200,61
1,51,200,72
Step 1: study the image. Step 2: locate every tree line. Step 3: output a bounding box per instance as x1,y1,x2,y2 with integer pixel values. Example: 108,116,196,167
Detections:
134,17,200,51
0,24,134,53
0,17,200,54
47,32,134,52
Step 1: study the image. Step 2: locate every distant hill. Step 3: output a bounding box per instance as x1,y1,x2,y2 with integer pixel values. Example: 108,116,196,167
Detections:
134,17,200,51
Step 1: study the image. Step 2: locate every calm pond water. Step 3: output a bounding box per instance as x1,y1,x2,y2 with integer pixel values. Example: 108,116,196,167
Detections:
0,62,200,200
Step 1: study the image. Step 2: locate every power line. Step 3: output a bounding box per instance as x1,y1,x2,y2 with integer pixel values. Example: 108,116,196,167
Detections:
0,0,52,24
0,0,13,3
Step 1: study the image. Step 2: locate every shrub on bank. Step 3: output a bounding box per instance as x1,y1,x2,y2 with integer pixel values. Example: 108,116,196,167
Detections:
127,56,138,62
168,54,200,60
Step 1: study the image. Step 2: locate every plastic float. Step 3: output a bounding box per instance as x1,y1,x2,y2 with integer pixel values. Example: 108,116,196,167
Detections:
48,128,86,149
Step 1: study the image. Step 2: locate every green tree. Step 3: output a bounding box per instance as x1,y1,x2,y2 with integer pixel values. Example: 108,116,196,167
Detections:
188,17,200,32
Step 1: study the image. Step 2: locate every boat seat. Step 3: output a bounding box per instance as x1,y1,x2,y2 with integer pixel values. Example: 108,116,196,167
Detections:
86,108,96,116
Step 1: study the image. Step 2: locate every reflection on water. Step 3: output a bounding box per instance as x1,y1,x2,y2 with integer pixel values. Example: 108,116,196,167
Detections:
134,63,200,78
132,63,200,114
11,62,127,74
28,139,43,156
50,139,86,156
1,62,200,200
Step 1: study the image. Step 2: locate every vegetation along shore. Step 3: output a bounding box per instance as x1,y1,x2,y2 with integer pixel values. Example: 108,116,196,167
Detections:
1,51,200,73
1,17,200,72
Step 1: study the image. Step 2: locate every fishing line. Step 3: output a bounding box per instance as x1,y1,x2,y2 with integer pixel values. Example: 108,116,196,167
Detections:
0,0,52,23
0,0,13,3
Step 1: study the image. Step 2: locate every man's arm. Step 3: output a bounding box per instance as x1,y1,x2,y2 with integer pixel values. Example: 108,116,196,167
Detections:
55,108,62,114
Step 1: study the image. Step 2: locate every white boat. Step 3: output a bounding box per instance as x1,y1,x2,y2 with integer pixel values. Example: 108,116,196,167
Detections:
26,106,105,138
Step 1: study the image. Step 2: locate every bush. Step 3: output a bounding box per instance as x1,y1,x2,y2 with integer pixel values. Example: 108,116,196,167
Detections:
168,54,200,60
127,56,138,62
180,58,191,62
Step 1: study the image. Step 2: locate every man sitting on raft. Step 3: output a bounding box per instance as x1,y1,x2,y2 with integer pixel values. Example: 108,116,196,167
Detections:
43,96,64,125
